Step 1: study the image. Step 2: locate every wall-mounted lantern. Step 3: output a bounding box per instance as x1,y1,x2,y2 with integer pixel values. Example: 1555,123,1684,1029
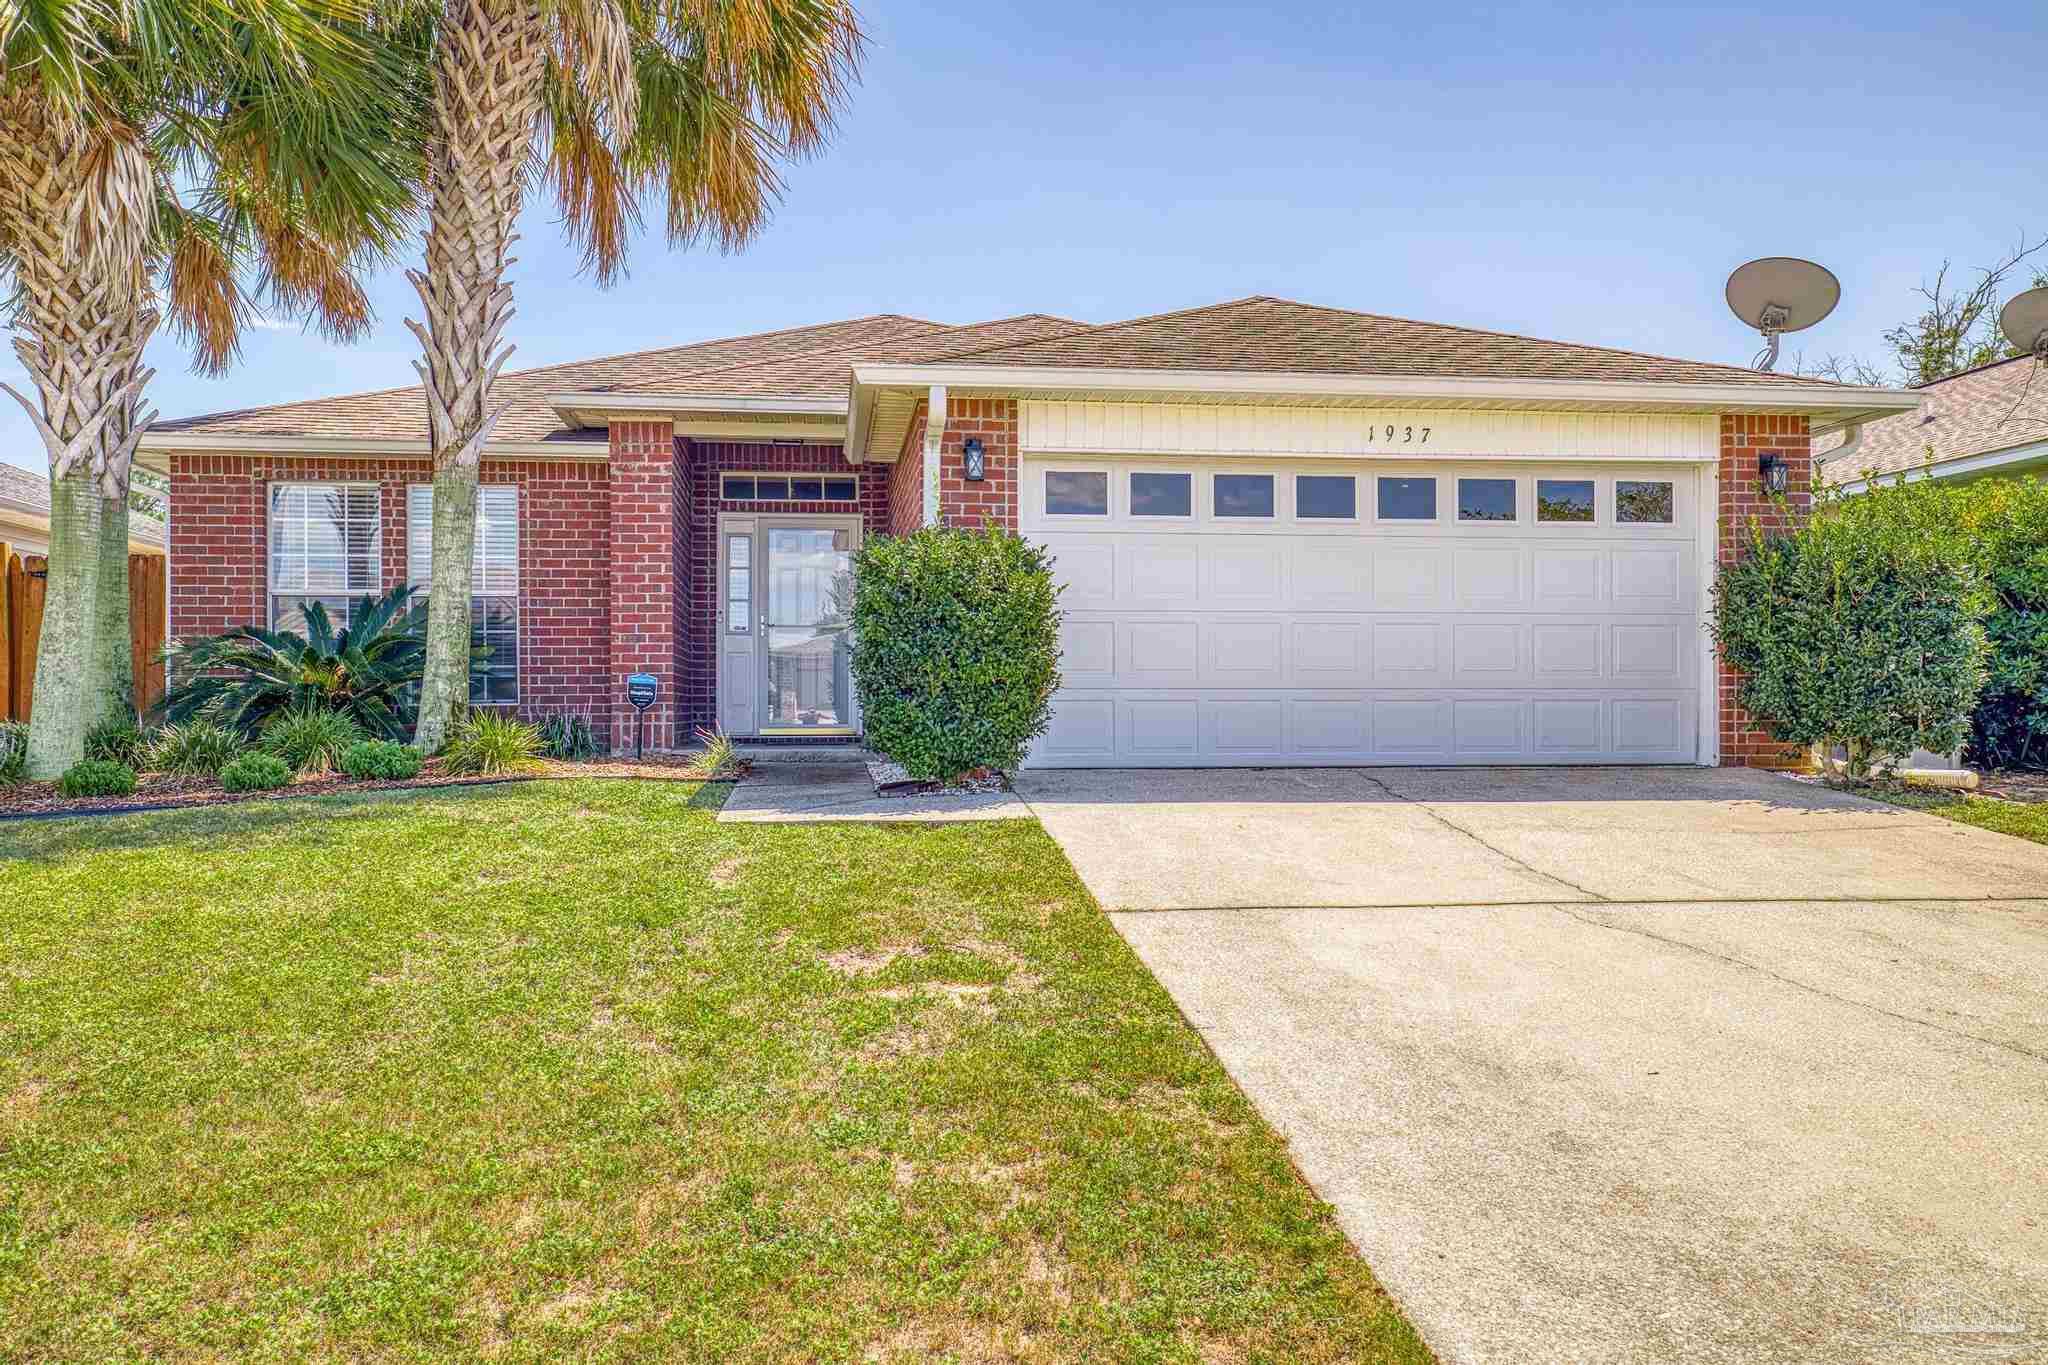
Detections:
962,437,986,482
1759,451,1789,496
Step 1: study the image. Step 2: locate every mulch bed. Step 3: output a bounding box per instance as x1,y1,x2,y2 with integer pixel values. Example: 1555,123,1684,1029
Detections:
1979,770,2048,804
0,753,742,822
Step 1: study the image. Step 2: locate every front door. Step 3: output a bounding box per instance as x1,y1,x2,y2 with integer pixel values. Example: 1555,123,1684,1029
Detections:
718,515,860,736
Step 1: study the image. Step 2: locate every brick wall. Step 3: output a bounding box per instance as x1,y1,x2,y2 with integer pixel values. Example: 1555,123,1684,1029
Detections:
888,405,927,535
1717,412,1814,768
607,420,678,749
937,398,1018,530
168,453,611,733
678,440,892,732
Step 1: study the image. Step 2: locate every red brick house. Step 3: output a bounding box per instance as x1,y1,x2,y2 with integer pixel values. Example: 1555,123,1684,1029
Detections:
139,297,1914,767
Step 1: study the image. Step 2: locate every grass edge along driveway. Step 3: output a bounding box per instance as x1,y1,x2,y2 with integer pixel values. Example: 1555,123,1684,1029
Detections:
0,779,1430,1364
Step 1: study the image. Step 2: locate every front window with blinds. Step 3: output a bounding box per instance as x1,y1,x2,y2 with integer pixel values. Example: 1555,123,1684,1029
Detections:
408,485,520,703
269,483,381,635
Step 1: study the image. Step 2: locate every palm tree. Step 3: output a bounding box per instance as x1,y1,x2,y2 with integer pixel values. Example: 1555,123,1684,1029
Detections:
406,0,863,752
0,0,426,777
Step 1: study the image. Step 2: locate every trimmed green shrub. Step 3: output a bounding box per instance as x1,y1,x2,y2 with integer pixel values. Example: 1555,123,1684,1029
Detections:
142,720,243,777
537,708,601,760
220,752,292,792
340,739,424,781
0,721,26,784
848,526,1061,781
260,705,364,775
57,759,138,798
440,710,545,776
85,718,148,768
1714,478,1992,777
1952,477,2048,769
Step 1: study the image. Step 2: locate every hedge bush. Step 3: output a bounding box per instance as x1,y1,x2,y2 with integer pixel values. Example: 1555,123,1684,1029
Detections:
1951,477,2048,769
1714,477,1991,776
219,752,292,792
57,759,138,798
340,739,423,781
848,526,1061,781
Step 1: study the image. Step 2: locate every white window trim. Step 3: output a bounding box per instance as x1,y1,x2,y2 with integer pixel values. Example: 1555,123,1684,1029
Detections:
267,481,382,631
1292,471,1361,523
1454,474,1523,526
1615,477,1678,526
1533,475,1603,527
1209,470,1278,522
1128,469,1196,521
1373,472,1442,525
1039,466,1112,520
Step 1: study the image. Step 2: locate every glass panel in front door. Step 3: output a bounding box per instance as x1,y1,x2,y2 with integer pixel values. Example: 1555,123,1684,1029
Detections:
763,527,854,729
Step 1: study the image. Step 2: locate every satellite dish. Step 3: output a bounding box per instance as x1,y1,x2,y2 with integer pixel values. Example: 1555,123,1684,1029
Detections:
1725,257,1841,372
1999,286,2048,360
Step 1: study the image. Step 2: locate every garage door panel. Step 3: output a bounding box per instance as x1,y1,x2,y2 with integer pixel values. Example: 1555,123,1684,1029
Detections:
1371,545,1450,609
1294,622,1368,684
1204,620,1286,686
1451,622,1527,683
1292,541,1372,609
1022,457,1705,767
1532,547,1605,609
1118,620,1199,686
1201,540,1287,609
1121,539,1199,605
1533,622,1605,680
1454,545,1527,608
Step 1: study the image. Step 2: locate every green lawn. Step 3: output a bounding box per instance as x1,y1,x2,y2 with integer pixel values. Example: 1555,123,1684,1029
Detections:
1865,784,2048,846
0,781,1428,1363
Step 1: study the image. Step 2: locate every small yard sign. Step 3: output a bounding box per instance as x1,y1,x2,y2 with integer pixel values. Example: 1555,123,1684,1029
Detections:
625,673,658,758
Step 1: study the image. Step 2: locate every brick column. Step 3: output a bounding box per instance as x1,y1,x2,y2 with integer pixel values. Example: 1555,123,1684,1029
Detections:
1717,413,1813,768
608,420,679,749
935,397,1018,530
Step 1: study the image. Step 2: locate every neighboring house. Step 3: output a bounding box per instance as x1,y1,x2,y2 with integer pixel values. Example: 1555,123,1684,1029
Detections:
138,296,1914,768
0,460,167,557
1818,353,2048,493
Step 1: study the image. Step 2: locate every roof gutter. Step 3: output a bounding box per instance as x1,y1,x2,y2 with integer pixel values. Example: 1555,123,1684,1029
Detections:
848,363,1919,430
547,391,846,427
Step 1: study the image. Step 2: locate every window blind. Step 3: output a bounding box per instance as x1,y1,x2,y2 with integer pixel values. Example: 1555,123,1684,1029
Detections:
269,484,381,595
407,484,519,592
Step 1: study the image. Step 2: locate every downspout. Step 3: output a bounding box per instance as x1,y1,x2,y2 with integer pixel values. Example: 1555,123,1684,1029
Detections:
922,384,946,528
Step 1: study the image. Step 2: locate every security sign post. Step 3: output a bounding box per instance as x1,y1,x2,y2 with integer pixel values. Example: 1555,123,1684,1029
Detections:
625,673,658,760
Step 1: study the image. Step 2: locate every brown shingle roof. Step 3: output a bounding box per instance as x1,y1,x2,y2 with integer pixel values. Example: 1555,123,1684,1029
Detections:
0,462,165,546
151,313,949,442
1817,355,2048,484
928,295,1846,387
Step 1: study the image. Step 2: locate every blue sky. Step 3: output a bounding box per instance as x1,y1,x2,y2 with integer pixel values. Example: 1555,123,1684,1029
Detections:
4,0,2041,475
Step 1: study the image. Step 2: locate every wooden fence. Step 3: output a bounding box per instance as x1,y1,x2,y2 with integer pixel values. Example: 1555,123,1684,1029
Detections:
0,544,166,722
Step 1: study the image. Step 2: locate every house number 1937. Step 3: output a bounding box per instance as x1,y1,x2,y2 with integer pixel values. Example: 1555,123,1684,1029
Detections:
1371,424,1431,444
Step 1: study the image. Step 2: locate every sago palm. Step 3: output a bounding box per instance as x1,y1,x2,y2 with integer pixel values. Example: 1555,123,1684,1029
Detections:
0,0,427,777
406,0,864,751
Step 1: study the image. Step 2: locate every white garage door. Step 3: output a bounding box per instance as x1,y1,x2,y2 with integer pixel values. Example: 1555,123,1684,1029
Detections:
1022,457,1708,767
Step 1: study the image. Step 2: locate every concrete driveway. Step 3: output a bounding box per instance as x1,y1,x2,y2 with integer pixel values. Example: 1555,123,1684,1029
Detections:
1012,766,2048,1364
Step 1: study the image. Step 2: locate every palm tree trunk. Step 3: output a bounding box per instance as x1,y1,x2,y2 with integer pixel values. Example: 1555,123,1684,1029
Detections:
407,0,547,753
0,95,157,777
93,493,135,725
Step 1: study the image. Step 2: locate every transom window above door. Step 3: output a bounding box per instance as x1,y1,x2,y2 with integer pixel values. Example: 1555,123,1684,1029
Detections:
722,473,858,503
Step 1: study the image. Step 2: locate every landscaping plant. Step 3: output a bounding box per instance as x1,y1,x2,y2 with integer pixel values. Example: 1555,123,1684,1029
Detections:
1,0,426,778
1714,477,1992,777
83,718,147,769
140,720,243,777
56,759,137,798
160,585,476,739
684,726,745,779
439,709,545,776
219,752,292,793
0,722,28,783
259,705,364,775
848,526,1062,782
537,707,601,761
340,740,424,781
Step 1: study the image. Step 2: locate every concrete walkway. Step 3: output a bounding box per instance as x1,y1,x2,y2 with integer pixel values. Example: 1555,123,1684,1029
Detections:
1012,766,2048,1364
717,761,1030,824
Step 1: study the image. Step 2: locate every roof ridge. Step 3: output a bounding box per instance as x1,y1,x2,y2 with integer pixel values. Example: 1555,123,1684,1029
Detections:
1233,296,1847,388
607,313,1094,394
153,313,945,429
1909,350,2036,389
